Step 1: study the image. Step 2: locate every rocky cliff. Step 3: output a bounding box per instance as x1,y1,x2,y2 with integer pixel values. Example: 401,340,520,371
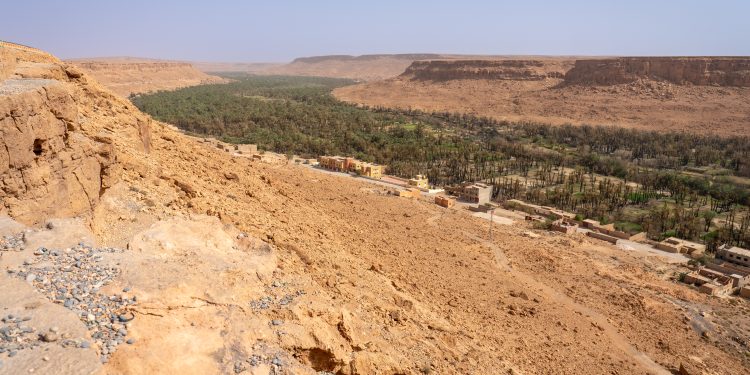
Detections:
400,59,569,81
65,58,227,96
1,45,152,224
565,57,750,86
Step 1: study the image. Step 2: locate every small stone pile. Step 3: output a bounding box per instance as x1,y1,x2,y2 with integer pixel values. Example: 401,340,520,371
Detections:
0,315,39,358
233,348,287,374
1,233,25,252
248,280,306,311
9,243,136,363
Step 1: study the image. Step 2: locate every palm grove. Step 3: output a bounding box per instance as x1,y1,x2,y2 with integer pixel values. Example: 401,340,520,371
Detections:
132,74,750,250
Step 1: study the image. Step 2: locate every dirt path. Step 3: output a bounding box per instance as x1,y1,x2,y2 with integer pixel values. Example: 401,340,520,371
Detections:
430,213,671,375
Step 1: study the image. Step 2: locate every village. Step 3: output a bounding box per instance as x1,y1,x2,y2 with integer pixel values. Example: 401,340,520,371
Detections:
202,138,750,302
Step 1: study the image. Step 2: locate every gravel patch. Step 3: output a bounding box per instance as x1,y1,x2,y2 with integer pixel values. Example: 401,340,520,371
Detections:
0,233,25,252
7,243,136,362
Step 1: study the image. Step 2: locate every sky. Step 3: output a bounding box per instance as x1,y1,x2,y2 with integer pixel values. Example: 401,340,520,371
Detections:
3,0,749,62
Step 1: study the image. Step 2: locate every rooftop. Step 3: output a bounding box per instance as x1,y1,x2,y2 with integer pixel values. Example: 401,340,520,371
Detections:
722,245,750,258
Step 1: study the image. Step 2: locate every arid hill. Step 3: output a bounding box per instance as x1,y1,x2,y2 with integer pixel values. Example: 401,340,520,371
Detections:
334,57,750,136
1,43,749,374
64,57,227,97
263,54,448,81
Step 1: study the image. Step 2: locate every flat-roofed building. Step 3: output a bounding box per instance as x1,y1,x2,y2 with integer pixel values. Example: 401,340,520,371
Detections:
408,175,429,189
435,195,455,208
360,163,383,179
447,183,493,204
716,245,750,268
319,156,384,178
655,237,706,256
468,183,493,204
683,268,734,296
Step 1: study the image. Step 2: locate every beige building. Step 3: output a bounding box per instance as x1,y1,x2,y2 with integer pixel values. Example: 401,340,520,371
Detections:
683,268,734,296
447,183,492,204
408,175,429,189
716,245,750,268
318,156,384,179
655,237,706,257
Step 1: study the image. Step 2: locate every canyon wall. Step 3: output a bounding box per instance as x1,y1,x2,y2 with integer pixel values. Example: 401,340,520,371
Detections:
565,57,750,86
400,59,569,81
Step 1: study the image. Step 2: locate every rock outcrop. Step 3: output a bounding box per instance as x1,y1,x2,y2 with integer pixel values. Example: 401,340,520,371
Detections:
401,59,568,81
565,57,750,86
1,44,153,225
0,82,114,224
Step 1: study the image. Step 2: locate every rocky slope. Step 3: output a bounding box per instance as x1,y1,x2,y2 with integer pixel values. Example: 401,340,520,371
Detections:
334,57,750,136
565,57,750,87
1,44,749,375
64,58,227,97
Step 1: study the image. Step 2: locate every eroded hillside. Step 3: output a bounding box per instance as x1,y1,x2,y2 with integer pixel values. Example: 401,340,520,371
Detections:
1,44,749,375
334,57,750,136
65,57,227,97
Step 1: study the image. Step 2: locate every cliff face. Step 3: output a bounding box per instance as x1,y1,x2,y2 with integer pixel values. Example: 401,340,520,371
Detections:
1,45,152,224
0,82,114,224
401,59,568,81
65,58,227,96
565,57,750,86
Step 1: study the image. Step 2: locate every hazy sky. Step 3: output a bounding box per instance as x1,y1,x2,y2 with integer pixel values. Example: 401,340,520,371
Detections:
4,0,749,62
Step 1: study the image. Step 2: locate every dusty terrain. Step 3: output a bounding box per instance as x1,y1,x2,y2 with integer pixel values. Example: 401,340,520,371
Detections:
334,57,750,136
64,57,227,97
2,43,750,374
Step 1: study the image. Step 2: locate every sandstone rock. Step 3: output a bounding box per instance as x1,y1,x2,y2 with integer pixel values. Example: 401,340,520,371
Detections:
403,59,566,81
565,57,750,87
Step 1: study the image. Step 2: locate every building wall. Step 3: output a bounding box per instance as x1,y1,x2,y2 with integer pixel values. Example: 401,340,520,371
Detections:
717,248,750,267
586,231,619,244
435,196,455,208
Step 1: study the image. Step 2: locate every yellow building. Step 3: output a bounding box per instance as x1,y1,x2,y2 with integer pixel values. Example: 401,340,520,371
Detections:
408,174,429,189
319,156,384,179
